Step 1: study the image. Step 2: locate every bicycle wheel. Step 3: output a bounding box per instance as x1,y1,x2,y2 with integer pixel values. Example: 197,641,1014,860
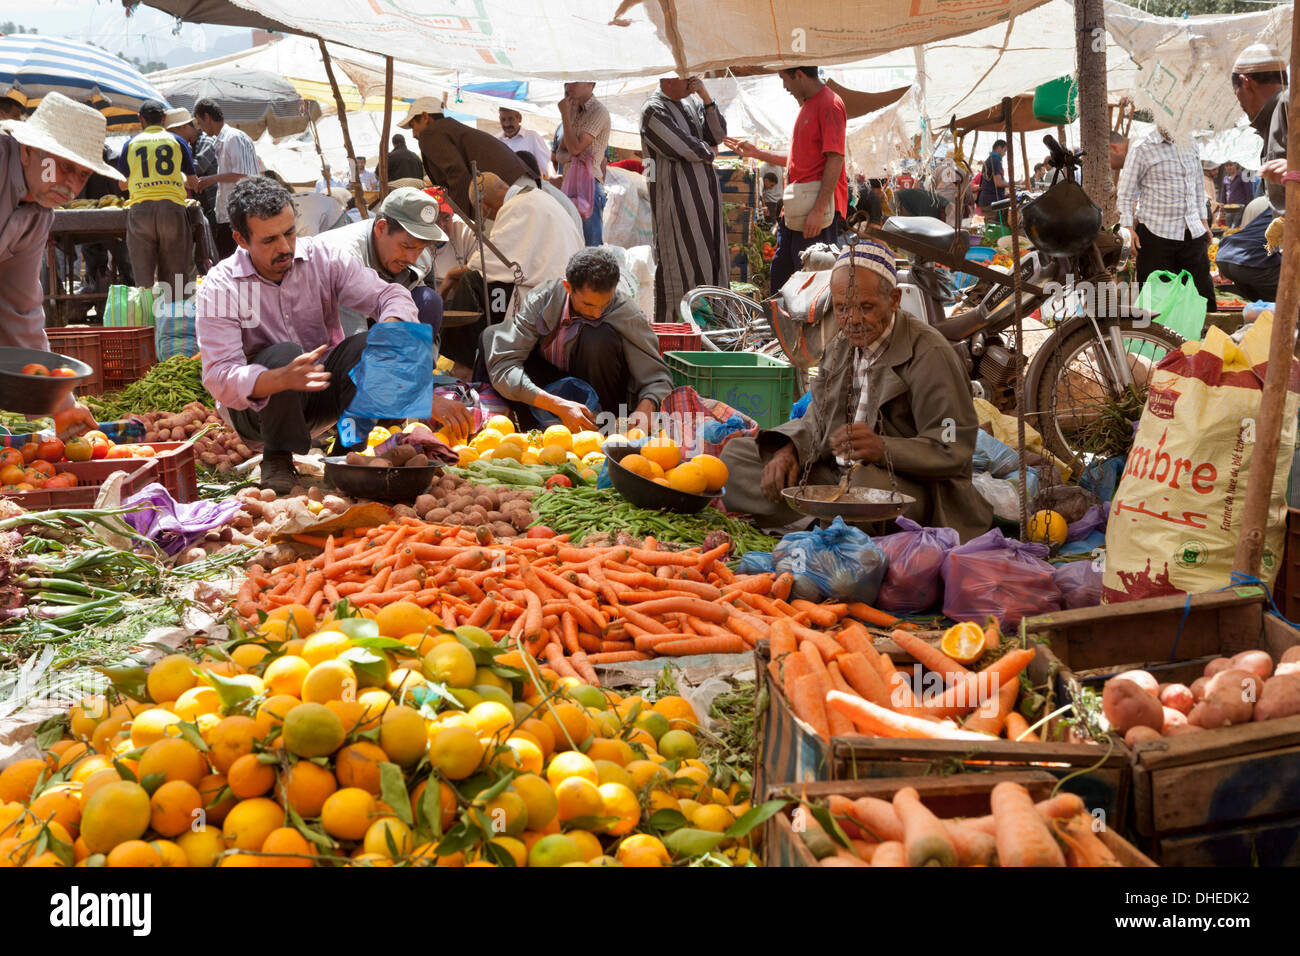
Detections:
1031,317,1185,471
680,286,772,352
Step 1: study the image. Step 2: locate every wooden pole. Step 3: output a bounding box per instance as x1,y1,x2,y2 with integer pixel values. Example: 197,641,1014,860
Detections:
1231,11,1300,580
378,56,394,198
318,37,368,219
1019,130,1030,188
1075,0,1115,224
1003,97,1029,540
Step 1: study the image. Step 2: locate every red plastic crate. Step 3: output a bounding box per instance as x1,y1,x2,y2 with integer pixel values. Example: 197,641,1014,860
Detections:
125,440,199,503
0,457,157,509
45,326,156,391
43,328,105,397
652,319,702,355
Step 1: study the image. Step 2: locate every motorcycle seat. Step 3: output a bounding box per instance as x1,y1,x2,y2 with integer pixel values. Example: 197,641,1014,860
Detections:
933,308,989,343
882,216,969,256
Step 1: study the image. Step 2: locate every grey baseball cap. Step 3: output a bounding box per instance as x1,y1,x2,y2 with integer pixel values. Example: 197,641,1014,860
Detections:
378,186,447,241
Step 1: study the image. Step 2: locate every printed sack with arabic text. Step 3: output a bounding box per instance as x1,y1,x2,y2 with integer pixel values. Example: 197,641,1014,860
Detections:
1102,312,1299,603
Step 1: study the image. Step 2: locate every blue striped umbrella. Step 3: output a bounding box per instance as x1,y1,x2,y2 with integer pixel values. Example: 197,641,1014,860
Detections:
0,33,168,117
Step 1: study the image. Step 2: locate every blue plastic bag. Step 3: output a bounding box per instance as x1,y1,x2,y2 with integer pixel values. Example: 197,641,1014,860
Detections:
973,430,1019,478
1080,456,1124,503
791,391,812,420
772,516,888,605
339,323,434,446
532,377,601,428
737,551,775,575
699,414,749,446
873,518,960,614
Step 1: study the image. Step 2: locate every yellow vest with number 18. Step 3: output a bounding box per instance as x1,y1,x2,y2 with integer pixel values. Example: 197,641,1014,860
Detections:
125,126,187,205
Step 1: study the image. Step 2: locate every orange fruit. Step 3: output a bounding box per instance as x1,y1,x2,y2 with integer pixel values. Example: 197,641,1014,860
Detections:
619,453,654,478
546,750,598,787
1027,509,1068,547
79,768,121,808
150,839,189,867
138,737,207,789
554,777,603,824
617,833,670,866
230,643,270,670
410,779,457,832
429,726,483,780
175,825,224,867
940,621,987,665
172,685,220,722
55,742,92,771
128,708,182,748
106,839,161,867
255,694,300,740
334,741,387,794
198,772,235,826
221,797,283,851
363,816,413,859
226,753,276,799
265,604,316,641
146,654,199,703
0,758,47,804
260,827,315,867
599,782,641,836
527,833,583,867
540,702,589,752
320,788,376,841
205,715,259,775
80,781,151,854
301,660,356,703
375,601,432,639
651,695,700,731
666,462,708,495
281,701,345,757
692,453,729,491
378,705,427,767
149,780,202,837
28,785,82,834
263,656,310,698
517,718,555,758
90,716,128,755
279,761,337,818
641,438,681,471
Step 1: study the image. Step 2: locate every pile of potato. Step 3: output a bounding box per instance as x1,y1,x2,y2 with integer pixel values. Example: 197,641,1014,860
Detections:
342,446,430,468
1104,646,1300,745
410,472,536,540
136,404,253,473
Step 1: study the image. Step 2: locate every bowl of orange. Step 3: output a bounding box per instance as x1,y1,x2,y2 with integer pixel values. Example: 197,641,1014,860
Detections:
603,441,726,514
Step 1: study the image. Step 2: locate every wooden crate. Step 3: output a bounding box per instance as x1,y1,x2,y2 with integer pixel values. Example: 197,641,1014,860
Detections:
829,641,1130,825
753,642,849,799
1023,588,1300,865
762,772,1156,867
717,165,755,282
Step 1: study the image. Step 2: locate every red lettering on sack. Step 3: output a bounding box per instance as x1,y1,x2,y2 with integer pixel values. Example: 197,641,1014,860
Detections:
1191,462,1217,493
1147,388,1179,420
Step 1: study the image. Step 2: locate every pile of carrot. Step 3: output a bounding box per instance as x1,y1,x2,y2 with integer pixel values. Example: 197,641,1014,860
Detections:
807,783,1124,867
235,518,909,684
769,618,1045,742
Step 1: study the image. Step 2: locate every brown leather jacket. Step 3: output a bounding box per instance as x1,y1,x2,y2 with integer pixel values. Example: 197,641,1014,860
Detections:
415,115,531,216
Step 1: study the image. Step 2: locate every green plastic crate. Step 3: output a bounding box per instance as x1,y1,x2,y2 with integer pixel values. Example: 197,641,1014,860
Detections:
665,351,801,429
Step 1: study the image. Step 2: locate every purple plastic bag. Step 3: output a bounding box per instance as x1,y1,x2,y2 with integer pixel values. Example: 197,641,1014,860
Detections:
1065,504,1107,543
560,152,595,218
1053,560,1103,609
940,528,1062,627
874,518,960,614
122,483,242,556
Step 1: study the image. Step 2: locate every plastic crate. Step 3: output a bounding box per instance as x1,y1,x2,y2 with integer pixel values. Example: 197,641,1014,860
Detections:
130,440,199,503
43,329,105,397
651,319,702,355
664,351,801,429
45,326,156,392
0,457,156,509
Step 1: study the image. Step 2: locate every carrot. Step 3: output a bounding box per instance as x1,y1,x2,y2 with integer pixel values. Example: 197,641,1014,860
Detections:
1054,813,1121,867
712,563,736,585
893,786,958,867
799,640,830,678
542,641,579,679
791,672,831,740
844,602,902,628
889,629,972,686
826,660,856,698
724,612,769,647
941,820,997,866
837,653,895,710
560,612,581,655
825,691,995,741
627,548,702,567
821,849,871,867
769,619,797,661
653,635,749,656
961,793,1086,836
586,650,652,664
1004,711,1039,742
983,618,1001,652
870,841,906,866
964,669,1020,736
909,648,1036,720
602,570,721,600
876,653,917,709
845,796,904,843
850,840,879,863
837,624,884,668
610,605,669,635
721,574,774,597
794,627,844,664
290,534,329,548
990,781,1066,867
632,633,709,652
629,596,730,624
570,650,600,686
771,572,794,601
791,599,841,628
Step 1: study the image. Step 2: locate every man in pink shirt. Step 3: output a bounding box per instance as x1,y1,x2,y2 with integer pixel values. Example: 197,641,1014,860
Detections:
726,66,847,294
196,177,420,493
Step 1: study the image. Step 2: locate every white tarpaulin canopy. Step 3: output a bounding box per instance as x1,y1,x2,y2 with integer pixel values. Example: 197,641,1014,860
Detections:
223,0,1053,80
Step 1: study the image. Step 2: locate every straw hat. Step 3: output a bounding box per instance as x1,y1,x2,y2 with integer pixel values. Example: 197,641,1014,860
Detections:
0,91,123,181
164,107,195,130
1233,44,1287,75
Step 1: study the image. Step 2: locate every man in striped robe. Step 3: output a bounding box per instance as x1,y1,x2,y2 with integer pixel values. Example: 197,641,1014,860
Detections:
640,77,729,324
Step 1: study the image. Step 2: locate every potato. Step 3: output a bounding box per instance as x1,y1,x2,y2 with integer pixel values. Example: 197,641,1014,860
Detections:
1188,699,1230,729
235,444,252,459
1203,657,1232,678
448,495,474,512
492,521,516,540
1190,676,1210,701
1124,726,1163,746
393,504,419,519
241,499,265,520
387,445,416,465
1231,650,1274,680
425,507,452,523
406,454,429,468
1165,723,1205,736
1254,674,1300,721
322,495,350,513
415,494,437,514
1282,646,1300,664
307,486,324,502
1114,669,1159,696
368,458,392,468
1277,662,1300,678
1161,706,1188,733
485,510,504,523
1207,667,1262,704
345,451,369,465
1158,683,1195,715
474,494,495,511
1102,678,1164,734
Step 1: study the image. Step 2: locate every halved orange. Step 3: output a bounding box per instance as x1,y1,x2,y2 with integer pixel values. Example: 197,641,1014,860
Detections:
940,621,986,665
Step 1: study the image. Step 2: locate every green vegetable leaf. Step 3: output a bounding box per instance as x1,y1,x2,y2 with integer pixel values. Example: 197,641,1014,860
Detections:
139,772,167,796
35,714,69,751
483,840,517,867
380,762,414,826
348,635,414,654
664,827,725,857
175,719,210,752
112,758,137,782
723,799,788,839
200,669,255,710
336,617,379,641
97,662,150,702
338,646,390,686
286,803,337,851
47,831,75,868
805,802,852,849
421,778,446,839
435,823,479,857
561,815,618,832
646,808,690,832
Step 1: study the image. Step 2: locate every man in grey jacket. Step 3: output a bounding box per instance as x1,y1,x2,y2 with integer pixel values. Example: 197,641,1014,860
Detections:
720,241,993,541
480,247,673,431
1231,44,1288,213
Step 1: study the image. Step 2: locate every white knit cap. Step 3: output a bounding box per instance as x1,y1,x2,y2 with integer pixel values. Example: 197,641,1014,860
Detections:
831,239,898,288
1233,44,1287,74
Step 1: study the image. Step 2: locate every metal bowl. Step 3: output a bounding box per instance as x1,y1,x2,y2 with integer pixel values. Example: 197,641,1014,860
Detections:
323,456,440,503
0,347,95,415
781,485,914,522
604,443,718,515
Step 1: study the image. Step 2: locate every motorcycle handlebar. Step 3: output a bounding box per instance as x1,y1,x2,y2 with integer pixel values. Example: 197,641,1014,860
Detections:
988,192,1032,211
1043,133,1085,169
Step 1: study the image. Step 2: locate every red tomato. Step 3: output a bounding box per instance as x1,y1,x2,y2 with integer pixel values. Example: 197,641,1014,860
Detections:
49,367,78,378
36,438,63,462
22,468,46,487
0,448,22,470
18,363,49,376
545,475,572,489
91,440,110,460
28,460,55,478
18,442,38,464
42,473,77,489
526,525,557,538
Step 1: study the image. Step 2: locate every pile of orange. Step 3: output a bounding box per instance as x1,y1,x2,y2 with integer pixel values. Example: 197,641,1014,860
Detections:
619,439,728,496
0,600,757,867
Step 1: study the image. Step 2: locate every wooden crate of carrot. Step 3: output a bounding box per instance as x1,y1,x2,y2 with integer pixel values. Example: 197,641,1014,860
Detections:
758,617,1130,824
762,772,1155,867
235,517,911,688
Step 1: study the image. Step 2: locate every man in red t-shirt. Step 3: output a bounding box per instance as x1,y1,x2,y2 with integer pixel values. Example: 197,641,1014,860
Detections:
726,66,846,294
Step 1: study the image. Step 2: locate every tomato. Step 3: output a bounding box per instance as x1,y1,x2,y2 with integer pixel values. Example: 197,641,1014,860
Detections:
18,363,49,376
36,438,64,462
28,460,55,478
0,465,25,485
544,475,572,489
42,473,77,489
91,440,110,460
49,367,78,378
131,445,157,458
13,482,34,491
63,437,93,463
526,525,557,538
18,442,39,464
105,444,132,460
22,468,46,487
0,448,22,470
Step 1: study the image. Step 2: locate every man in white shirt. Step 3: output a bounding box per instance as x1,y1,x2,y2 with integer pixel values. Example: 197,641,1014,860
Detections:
498,107,551,178
1117,128,1215,320
193,97,262,260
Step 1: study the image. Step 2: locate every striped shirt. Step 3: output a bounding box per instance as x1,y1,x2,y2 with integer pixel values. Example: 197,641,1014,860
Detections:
539,295,586,370
1116,132,1207,241
836,316,895,468
556,96,611,181
213,123,263,224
